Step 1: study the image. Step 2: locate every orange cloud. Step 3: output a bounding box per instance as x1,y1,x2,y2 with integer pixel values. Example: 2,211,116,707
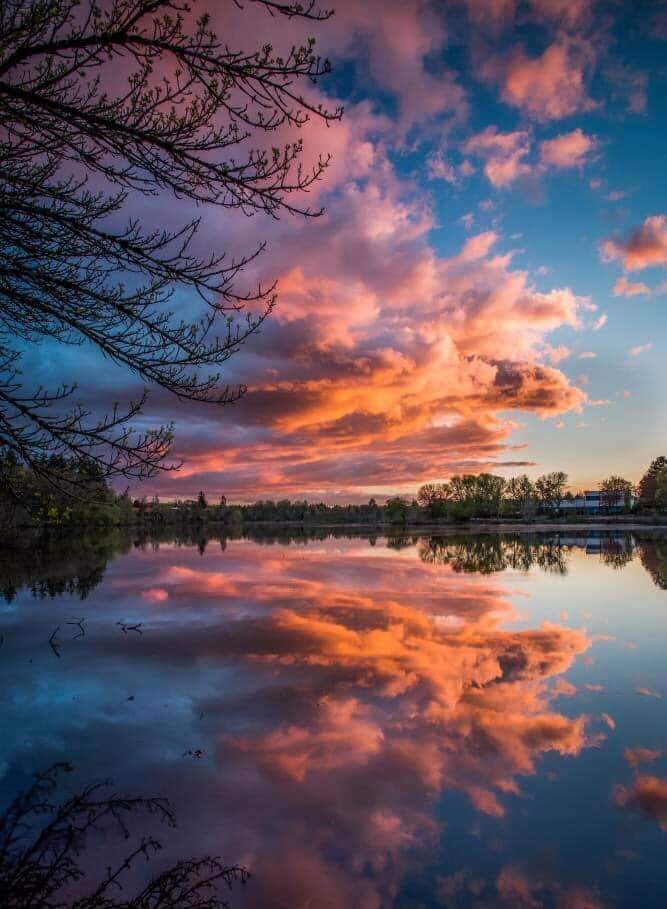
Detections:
615,775,667,830
94,536,602,905
217,545,594,821
624,747,662,769
159,205,592,498
613,276,651,297
602,215,667,271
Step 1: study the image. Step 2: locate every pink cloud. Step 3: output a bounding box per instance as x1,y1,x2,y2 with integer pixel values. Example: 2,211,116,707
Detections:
613,276,651,298
628,343,653,358
321,0,467,131
427,152,459,183
90,1,609,503
501,38,596,121
463,126,532,187
602,215,667,271
141,587,169,602
540,129,597,169
462,0,594,29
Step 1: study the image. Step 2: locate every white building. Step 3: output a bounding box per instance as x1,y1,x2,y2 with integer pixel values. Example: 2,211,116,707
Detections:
560,490,636,514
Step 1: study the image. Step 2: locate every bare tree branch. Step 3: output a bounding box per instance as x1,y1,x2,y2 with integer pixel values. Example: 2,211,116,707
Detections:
0,763,249,908
0,0,341,491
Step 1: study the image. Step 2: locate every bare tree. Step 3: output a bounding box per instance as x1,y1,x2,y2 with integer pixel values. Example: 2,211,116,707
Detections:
0,0,341,497
0,762,249,908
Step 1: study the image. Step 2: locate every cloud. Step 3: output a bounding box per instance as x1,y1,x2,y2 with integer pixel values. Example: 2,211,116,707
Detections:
500,37,597,121
624,747,662,769
613,276,651,297
615,775,667,830
133,174,593,499
539,129,597,169
591,314,607,331
461,125,597,191
427,152,459,183
635,684,661,696
441,865,605,909
602,216,667,271
427,151,475,185
628,343,653,358
604,63,648,114
320,0,467,131
578,351,597,359
461,0,594,30
463,126,532,187
28,0,612,503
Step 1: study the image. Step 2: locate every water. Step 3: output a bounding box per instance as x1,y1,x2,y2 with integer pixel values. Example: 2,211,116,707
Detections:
2,528,667,907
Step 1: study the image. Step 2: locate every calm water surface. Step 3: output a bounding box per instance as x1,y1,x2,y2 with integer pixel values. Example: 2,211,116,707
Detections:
2,529,667,907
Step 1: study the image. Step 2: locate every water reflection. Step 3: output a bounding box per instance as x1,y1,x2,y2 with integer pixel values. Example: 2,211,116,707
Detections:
1,530,667,906
2,528,666,603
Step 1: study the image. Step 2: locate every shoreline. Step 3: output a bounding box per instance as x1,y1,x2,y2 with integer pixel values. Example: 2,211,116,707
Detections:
4,518,667,538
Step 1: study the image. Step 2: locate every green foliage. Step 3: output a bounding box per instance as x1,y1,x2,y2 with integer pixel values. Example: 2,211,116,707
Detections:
655,470,667,512
504,475,537,518
385,497,410,525
447,473,506,518
638,456,667,506
416,483,450,518
599,475,634,511
534,472,568,512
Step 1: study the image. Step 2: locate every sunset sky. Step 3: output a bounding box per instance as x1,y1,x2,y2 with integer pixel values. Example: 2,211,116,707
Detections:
30,0,667,501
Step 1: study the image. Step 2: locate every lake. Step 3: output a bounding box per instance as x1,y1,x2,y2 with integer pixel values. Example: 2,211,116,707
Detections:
2,528,667,907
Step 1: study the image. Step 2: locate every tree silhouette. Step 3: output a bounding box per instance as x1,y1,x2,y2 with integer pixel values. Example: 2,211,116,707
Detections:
0,0,341,497
0,763,248,907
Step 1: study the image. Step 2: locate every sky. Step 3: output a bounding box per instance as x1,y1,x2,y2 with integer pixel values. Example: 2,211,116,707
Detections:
32,0,667,502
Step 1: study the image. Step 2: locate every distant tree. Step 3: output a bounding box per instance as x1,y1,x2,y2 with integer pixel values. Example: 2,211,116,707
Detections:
219,495,227,509
474,473,506,517
0,0,341,496
505,475,536,518
444,474,506,519
599,476,634,512
655,470,667,512
385,496,409,525
535,472,568,513
197,490,208,510
637,457,667,508
417,482,450,518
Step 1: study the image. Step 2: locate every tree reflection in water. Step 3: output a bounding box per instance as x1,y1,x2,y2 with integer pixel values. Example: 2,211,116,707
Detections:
0,764,247,908
3,528,666,603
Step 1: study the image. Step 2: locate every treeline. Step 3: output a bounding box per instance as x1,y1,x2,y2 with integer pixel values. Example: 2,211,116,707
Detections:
411,471,588,522
0,451,135,531
3,453,667,532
